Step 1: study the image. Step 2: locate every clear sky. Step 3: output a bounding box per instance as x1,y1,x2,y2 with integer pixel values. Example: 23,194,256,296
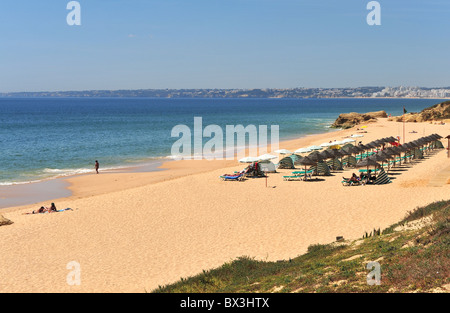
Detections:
1,0,450,92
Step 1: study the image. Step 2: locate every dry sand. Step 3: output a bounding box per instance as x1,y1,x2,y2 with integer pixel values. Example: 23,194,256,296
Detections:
0,118,449,293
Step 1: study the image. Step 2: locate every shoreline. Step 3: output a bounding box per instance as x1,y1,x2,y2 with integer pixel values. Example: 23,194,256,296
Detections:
1,118,447,214
0,159,169,210
0,118,449,292
0,125,342,212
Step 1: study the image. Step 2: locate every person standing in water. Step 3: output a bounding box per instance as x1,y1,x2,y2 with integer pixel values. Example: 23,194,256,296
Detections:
95,160,99,174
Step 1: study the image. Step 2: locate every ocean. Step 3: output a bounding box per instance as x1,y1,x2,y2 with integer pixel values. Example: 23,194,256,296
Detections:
0,97,442,186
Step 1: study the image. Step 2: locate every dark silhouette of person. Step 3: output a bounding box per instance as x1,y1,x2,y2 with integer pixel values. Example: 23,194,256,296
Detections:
49,203,57,212
95,160,99,174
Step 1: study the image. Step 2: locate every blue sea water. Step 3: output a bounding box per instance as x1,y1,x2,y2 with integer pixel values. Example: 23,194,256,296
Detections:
0,97,442,185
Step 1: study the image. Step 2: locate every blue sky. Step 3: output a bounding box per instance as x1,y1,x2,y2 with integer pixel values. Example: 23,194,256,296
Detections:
1,0,450,92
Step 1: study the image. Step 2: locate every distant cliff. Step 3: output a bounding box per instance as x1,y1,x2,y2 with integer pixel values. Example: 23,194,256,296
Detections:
388,101,450,122
331,111,388,129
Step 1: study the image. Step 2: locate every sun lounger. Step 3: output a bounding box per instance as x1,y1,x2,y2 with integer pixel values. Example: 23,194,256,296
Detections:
284,175,303,181
220,173,244,181
283,173,312,181
292,170,313,175
358,169,380,173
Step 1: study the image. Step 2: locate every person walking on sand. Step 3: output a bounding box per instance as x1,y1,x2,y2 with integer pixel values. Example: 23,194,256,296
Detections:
95,160,99,174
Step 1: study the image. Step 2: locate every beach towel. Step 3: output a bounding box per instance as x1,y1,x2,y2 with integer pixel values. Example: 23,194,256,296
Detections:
58,208,73,212
24,208,73,215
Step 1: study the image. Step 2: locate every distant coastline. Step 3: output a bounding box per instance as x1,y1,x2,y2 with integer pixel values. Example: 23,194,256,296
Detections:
1,86,450,99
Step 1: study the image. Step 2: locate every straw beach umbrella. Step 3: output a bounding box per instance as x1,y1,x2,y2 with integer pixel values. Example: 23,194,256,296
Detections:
293,155,306,166
306,151,324,175
369,154,388,172
343,145,362,158
319,149,336,171
385,146,402,166
319,149,335,160
307,151,324,162
356,157,381,169
373,139,385,147
402,143,415,162
356,158,381,179
325,149,344,171
358,144,372,157
297,156,317,180
387,136,398,144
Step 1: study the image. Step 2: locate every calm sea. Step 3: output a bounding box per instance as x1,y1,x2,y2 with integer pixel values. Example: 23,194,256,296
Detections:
0,97,442,185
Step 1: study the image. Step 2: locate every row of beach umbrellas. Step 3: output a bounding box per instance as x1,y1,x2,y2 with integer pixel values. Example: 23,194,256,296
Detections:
353,133,444,175
292,133,443,178
239,133,442,165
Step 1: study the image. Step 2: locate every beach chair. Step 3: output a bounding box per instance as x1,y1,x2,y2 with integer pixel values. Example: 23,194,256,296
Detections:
283,173,311,181
292,169,313,175
220,173,244,181
283,175,304,181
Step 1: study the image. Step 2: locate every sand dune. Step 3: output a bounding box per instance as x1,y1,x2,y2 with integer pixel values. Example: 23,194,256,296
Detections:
0,118,449,292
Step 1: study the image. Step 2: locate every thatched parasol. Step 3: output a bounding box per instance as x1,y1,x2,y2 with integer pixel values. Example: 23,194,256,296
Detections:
356,157,381,179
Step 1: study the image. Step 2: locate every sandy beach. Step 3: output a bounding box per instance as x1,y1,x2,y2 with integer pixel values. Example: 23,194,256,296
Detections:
0,118,449,293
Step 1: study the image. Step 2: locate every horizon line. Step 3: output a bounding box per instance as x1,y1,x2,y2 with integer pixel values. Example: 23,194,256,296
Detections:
2,86,450,95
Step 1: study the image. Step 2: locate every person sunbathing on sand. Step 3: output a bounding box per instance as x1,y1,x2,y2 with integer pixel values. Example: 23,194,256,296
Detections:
26,203,58,214
34,206,47,214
